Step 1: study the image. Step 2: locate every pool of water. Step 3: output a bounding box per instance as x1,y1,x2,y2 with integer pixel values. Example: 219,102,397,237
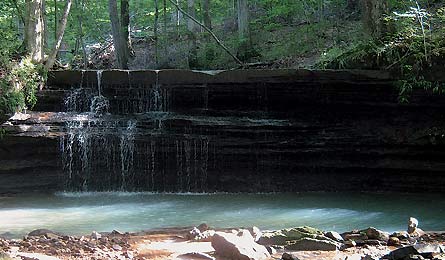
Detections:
0,192,444,238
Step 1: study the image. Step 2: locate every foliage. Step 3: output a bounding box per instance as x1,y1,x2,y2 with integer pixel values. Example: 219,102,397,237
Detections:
0,58,46,118
318,1,445,102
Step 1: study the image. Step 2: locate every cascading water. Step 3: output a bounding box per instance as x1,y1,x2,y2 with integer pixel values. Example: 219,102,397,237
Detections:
60,70,210,192
89,70,110,115
151,70,163,111
119,120,136,190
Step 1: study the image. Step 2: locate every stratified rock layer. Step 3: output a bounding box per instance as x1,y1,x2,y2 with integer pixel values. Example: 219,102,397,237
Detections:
2,69,445,193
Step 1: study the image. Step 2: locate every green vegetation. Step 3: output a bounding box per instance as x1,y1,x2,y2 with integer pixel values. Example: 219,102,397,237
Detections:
318,1,445,102
0,0,444,119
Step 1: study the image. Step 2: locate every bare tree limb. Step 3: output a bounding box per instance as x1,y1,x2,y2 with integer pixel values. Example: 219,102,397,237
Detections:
168,0,243,65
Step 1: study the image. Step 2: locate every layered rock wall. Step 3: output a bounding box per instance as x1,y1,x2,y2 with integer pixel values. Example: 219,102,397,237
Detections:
1,69,445,193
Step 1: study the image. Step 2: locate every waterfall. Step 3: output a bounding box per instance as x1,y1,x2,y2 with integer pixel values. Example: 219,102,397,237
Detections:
97,70,103,96
89,70,109,115
119,121,136,190
59,70,210,192
151,70,162,111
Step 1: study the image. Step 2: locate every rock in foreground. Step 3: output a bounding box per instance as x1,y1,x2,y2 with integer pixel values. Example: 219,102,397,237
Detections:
211,230,270,260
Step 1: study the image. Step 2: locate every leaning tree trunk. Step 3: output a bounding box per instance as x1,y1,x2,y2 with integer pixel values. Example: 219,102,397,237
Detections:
27,0,45,63
46,0,72,70
362,0,388,39
237,0,249,40
108,0,128,69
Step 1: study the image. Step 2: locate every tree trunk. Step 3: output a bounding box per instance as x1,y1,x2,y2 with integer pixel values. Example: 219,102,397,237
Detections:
45,0,72,70
120,0,131,55
154,0,159,65
187,0,196,32
109,0,128,69
362,0,388,39
27,0,45,63
168,0,242,65
237,0,249,39
202,0,211,30
176,0,180,36
163,0,167,57
77,0,88,68
54,0,57,42
186,0,197,68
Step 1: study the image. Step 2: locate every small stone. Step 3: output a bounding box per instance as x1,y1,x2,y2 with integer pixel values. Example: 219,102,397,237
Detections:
187,227,202,240
112,244,122,251
111,230,124,235
408,217,419,234
178,252,215,260
197,223,209,232
282,252,300,260
362,255,379,260
91,231,102,240
388,236,400,246
325,231,344,242
266,246,277,255
343,240,357,248
125,251,134,259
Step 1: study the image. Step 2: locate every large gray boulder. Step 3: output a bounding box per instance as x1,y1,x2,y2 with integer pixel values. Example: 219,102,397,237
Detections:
259,226,324,245
363,227,389,242
285,237,340,251
386,243,444,260
211,230,271,260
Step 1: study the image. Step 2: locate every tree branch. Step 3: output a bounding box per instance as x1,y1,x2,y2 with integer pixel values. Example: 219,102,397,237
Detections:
45,0,72,70
168,0,243,65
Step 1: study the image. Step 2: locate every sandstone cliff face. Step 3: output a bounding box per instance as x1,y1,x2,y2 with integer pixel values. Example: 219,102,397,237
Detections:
1,69,445,193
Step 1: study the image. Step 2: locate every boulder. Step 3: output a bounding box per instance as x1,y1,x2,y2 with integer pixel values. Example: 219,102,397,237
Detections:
387,237,401,246
91,231,102,240
187,227,202,240
28,229,61,238
407,217,419,234
343,240,357,248
187,227,215,241
249,226,262,242
197,223,209,232
363,227,389,242
259,226,324,245
211,230,270,260
386,243,444,260
0,251,11,260
407,217,425,237
178,252,215,260
325,231,343,242
281,252,300,260
285,237,340,251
